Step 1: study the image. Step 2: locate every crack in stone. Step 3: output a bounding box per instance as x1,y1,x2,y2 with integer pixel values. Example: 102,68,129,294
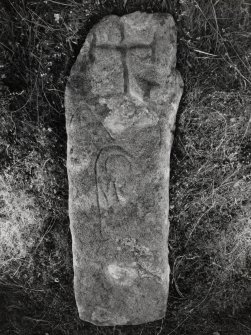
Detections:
137,263,162,282
150,32,157,63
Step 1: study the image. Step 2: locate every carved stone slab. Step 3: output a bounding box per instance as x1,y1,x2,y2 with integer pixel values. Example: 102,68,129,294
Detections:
65,11,183,326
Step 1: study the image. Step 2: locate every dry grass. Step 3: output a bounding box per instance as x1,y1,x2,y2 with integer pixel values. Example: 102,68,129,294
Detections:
0,0,250,334
0,175,44,265
169,90,251,322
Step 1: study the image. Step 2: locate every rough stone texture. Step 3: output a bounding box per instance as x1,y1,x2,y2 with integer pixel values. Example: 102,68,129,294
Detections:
65,12,183,326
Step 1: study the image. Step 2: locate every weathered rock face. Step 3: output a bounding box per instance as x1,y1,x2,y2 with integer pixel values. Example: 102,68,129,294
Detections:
65,11,183,326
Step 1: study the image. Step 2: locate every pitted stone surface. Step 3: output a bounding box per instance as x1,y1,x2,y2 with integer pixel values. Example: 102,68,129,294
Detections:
65,11,183,326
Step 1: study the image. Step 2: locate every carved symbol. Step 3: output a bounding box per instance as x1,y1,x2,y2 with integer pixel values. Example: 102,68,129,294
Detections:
94,145,134,238
89,22,158,98
95,146,133,210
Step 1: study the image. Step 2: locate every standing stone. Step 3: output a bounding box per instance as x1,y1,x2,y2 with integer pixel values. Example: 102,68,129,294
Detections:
65,11,183,326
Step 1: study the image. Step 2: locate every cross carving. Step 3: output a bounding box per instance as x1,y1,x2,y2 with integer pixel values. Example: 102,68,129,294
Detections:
89,24,159,98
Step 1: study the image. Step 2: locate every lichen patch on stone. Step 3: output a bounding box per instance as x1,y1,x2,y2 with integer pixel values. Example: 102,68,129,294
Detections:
105,262,138,286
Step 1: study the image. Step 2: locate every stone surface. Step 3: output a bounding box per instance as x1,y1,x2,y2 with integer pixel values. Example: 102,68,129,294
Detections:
65,11,183,326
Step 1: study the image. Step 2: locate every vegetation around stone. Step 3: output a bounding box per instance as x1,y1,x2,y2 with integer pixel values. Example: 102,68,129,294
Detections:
0,0,250,334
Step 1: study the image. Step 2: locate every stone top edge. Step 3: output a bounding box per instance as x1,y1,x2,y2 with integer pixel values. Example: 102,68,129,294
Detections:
78,11,177,56
66,10,180,100
92,11,176,31
98,11,175,22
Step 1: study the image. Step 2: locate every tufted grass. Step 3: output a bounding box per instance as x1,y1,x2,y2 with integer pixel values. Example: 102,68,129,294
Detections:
0,0,250,334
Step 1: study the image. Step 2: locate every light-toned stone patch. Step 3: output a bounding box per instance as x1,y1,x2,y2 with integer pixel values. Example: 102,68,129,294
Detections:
106,262,138,286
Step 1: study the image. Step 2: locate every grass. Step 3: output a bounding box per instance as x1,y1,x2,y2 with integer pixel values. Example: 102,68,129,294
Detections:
0,0,250,334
